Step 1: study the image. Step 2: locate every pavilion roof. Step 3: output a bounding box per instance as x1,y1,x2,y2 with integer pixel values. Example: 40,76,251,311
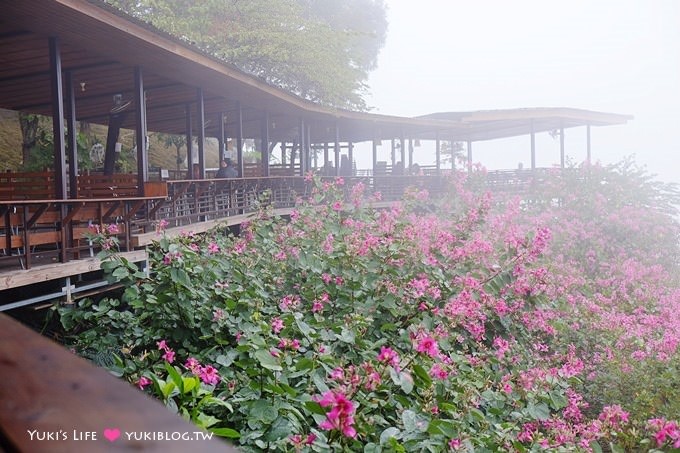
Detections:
0,1,631,144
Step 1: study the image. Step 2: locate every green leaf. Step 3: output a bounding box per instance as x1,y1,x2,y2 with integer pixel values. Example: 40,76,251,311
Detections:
527,402,550,421
609,443,625,453
469,408,486,422
249,400,278,424
589,441,603,453
412,364,432,387
254,349,282,371
399,371,414,394
336,327,355,344
379,427,400,445
210,427,241,439
164,363,183,393
401,410,421,433
305,401,326,415
182,376,198,393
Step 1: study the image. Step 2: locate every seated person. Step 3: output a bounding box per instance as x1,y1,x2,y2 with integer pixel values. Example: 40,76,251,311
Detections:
215,159,238,178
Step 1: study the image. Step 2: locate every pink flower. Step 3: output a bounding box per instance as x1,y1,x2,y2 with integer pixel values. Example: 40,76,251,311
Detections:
448,438,462,449
106,223,120,235
185,357,201,375
157,340,175,363
199,365,220,385
377,346,400,368
332,201,343,211
429,363,448,380
415,334,439,358
316,390,357,438
137,376,152,390
212,308,225,321
271,317,284,334
330,367,344,380
162,349,175,363
493,336,510,360
207,242,220,254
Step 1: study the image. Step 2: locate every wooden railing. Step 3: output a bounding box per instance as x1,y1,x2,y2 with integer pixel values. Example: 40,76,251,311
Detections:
0,196,165,270
0,313,236,452
0,170,566,274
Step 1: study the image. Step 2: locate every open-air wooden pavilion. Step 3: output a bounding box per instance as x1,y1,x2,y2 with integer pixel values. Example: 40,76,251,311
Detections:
0,0,631,298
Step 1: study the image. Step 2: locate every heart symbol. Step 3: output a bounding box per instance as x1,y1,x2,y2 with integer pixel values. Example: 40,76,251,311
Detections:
103,428,121,442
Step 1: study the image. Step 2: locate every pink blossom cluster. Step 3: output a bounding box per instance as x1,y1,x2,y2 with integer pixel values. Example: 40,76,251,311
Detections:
316,390,357,438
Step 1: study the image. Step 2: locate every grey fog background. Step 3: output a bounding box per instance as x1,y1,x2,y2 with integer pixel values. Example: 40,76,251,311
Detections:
362,0,679,184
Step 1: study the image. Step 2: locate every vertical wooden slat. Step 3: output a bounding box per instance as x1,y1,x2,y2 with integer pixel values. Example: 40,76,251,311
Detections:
334,122,340,176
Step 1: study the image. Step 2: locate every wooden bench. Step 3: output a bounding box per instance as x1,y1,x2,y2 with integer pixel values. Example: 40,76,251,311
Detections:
77,174,139,198
0,171,56,200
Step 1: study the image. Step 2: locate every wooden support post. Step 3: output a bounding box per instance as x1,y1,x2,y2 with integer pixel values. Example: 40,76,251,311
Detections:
236,102,244,177
372,131,378,174
196,88,205,179
262,111,270,176
467,140,472,173
390,138,396,166
134,66,148,193
560,122,565,169
586,124,591,163
307,124,312,173
408,138,413,168
348,141,354,173
64,71,78,199
530,119,536,171
218,111,225,162
435,131,441,175
298,118,306,175
185,103,193,178
400,135,406,166
49,37,67,200
334,123,341,176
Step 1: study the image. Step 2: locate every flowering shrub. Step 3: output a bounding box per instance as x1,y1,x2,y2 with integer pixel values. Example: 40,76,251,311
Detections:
60,163,680,451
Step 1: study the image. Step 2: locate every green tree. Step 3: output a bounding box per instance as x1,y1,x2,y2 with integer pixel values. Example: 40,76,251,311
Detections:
105,0,387,110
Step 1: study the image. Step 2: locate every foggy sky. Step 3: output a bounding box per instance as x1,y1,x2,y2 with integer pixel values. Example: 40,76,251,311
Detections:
363,0,680,183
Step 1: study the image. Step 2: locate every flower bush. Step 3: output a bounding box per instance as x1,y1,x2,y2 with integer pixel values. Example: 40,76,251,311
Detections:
59,162,680,452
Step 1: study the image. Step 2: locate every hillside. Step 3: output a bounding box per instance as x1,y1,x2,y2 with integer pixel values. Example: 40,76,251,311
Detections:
0,109,220,172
